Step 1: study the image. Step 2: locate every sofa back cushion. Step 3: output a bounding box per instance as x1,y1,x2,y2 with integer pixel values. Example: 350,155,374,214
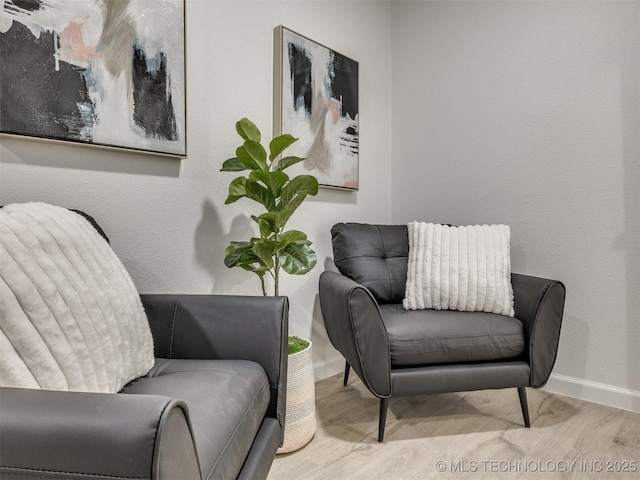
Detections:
0,203,154,393
331,223,409,304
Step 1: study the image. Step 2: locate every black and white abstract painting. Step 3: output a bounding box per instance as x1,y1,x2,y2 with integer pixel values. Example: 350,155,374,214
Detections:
0,0,186,157
274,26,359,190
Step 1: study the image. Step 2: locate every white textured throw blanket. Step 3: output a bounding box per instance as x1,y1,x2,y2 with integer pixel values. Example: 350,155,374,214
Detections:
403,222,514,316
0,203,154,393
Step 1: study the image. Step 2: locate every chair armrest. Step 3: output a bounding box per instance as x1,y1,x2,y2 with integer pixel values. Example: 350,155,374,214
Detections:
0,387,199,480
140,294,288,427
319,271,391,397
512,273,566,388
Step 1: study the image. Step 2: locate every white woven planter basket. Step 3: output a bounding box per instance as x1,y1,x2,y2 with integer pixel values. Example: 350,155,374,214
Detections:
277,341,316,454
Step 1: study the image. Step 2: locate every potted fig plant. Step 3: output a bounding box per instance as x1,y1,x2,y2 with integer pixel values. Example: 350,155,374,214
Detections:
220,117,318,453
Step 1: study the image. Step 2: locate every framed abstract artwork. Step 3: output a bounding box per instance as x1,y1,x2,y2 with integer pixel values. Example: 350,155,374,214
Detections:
274,26,359,190
0,0,186,158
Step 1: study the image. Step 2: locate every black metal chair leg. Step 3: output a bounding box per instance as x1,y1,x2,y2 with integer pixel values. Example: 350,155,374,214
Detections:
378,397,390,442
343,361,351,386
518,387,531,428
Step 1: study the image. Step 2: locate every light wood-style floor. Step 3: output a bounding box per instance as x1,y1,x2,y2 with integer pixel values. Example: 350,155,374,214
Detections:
268,373,640,479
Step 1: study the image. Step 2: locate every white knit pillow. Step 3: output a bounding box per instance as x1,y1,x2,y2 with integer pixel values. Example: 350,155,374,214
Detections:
403,222,514,316
0,203,154,393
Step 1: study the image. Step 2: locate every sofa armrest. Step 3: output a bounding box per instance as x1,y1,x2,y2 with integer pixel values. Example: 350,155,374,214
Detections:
319,271,391,397
140,294,288,427
0,387,199,480
512,273,566,388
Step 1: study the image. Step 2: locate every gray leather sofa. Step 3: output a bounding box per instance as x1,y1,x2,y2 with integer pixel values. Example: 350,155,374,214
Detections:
0,213,288,480
319,223,566,441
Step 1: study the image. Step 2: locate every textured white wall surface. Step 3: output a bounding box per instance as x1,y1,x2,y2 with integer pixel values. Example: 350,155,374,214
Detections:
391,1,639,397
1,1,638,403
0,0,393,376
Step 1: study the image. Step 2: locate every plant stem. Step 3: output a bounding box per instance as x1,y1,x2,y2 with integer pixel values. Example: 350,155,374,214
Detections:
274,255,280,296
260,276,267,297
274,232,280,296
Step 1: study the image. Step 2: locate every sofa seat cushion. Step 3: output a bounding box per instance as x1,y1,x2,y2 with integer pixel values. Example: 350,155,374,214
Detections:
379,304,525,366
121,359,271,480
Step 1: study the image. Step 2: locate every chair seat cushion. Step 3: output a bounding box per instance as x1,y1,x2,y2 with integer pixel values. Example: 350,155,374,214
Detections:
379,304,526,366
121,358,271,480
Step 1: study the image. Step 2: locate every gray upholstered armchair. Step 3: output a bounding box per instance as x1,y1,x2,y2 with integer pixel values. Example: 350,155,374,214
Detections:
319,223,566,442
0,207,288,480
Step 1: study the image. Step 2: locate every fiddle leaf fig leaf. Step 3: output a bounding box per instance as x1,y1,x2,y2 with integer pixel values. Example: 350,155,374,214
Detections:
249,170,289,196
276,230,308,251
225,177,247,204
245,180,277,211
280,241,317,275
251,215,278,237
279,175,319,212
269,134,297,161
236,118,261,142
274,156,305,171
224,242,252,268
258,210,293,230
243,140,268,171
252,241,277,269
221,158,247,172
228,241,251,250
279,230,307,243
236,146,261,171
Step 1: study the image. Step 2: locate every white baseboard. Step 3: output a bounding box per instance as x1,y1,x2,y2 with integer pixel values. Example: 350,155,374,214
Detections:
543,373,640,414
313,356,345,381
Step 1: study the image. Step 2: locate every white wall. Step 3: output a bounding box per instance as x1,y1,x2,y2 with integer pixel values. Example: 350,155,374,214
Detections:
391,0,639,408
0,0,393,377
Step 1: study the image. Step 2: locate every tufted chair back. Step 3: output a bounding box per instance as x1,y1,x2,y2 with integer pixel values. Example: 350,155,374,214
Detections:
331,223,409,304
